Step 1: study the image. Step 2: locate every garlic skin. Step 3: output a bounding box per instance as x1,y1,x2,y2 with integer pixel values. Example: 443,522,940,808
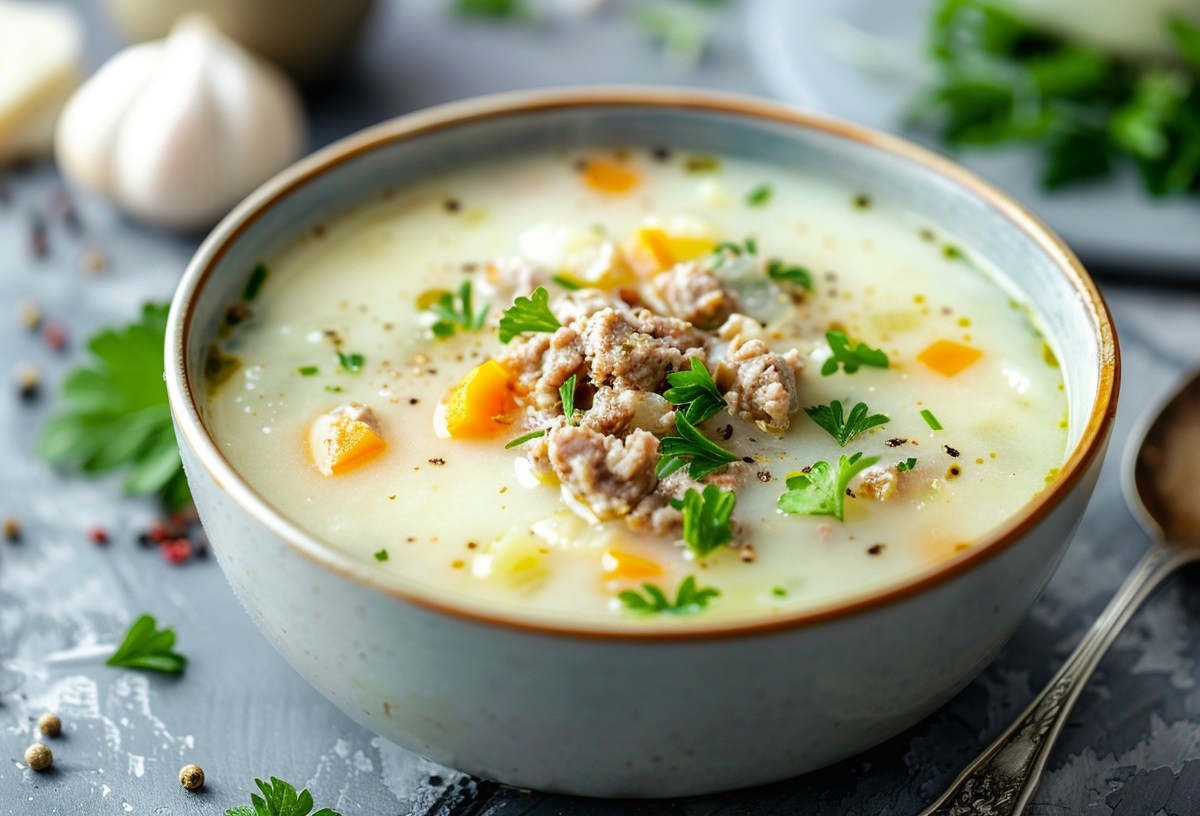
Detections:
55,15,306,231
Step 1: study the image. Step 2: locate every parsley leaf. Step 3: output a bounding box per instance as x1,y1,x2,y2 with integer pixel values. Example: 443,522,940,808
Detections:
242,263,268,302
453,0,530,20
766,259,813,291
427,281,489,339
657,413,739,480
336,351,364,373
745,184,773,206
618,576,720,615
670,484,736,557
560,374,579,426
663,358,725,425
898,457,918,472
804,400,889,446
225,777,342,816
106,614,186,674
777,452,879,522
551,273,583,291
374,548,389,562
920,408,944,430
498,287,560,343
37,303,191,510
505,429,547,449
821,331,889,376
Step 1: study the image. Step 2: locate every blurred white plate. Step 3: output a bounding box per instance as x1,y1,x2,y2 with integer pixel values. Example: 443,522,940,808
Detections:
746,0,1200,276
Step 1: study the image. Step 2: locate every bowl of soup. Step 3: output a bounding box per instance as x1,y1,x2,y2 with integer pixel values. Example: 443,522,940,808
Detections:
165,87,1118,796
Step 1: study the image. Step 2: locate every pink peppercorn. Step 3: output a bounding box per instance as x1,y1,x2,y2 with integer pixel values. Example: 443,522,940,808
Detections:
88,526,109,545
42,323,67,352
160,538,192,564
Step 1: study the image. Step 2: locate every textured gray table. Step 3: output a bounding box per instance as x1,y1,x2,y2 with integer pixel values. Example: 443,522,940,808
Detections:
3,1,1200,814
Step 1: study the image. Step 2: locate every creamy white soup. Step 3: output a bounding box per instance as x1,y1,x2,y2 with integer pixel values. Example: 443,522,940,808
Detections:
202,147,1068,624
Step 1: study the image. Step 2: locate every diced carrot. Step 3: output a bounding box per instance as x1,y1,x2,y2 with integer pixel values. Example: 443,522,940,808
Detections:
310,404,386,476
582,159,640,194
628,227,717,275
918,339,982,377
600,549,664,582
442,360,517,439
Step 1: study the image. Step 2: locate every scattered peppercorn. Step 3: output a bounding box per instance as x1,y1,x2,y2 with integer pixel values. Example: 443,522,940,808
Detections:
868,544,885,555
42,323,68,352
50,188,81,234
24,743,52,771
88,526,109,545
161,538,193,564
224,303,250,325
3,517,20,543
651,146,671,162
756,470,773,483
884,438,908,447
721,424,734,441
15,362,40,401
38,713,62,737
944,445,961,458
852,193,872,210
429,457,446,466
442,198,461,213
17,300,41,331
179,764,205,791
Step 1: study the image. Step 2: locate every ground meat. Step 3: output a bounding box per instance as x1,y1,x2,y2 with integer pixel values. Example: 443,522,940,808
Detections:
580,387,637,436
715,313,765,343
551,289,619,324
548,426,660,519
578,307,704,392
497,326,587,411
626,493,682,536
852,464,899,501
717,337,804,433
652,262,737,329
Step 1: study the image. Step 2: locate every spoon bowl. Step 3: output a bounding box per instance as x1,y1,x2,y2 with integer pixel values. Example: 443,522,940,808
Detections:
1127,368,1200,547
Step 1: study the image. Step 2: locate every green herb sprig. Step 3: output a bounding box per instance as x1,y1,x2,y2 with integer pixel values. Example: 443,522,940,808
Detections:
657,413,739,480
745,184,773,206
427,281,489,339
766,259,813,291
821,331,889,376
805,400,889,446
336,351,365,373
505,429,547,449
37,303,191,510
225,777,342,816
618,576,720,615
560,374,579,426
777,452,880,522
498,286,561,343
913,0,1200,197
671,484,736,557
663,358,725,425
107,614,186,674
898,457,918,472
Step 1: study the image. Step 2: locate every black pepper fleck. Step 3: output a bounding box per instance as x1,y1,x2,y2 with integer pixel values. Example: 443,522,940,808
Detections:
721,424,734,440
443,198,461,213
742,456,754,464
868,544,885,555
944,445,961,458
884,438,907,447
756,470,772,483
429,458,446,465
651,146,671,162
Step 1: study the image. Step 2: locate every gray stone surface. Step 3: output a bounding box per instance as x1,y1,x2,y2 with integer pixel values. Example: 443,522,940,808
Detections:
2,1,1200,813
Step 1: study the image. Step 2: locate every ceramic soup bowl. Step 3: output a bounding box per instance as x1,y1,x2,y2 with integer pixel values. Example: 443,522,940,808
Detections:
165,88,1119,797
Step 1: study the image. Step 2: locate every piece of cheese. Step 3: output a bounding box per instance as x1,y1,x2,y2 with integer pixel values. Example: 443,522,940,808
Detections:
0,2,83,163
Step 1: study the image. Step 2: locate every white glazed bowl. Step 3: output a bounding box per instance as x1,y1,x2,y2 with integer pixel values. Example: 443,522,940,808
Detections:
166,88,1119,797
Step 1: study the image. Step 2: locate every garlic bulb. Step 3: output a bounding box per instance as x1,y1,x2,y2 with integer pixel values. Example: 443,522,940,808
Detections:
55,15,306,230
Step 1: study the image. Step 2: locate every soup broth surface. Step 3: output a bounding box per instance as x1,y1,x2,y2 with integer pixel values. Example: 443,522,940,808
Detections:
203,148,1068,625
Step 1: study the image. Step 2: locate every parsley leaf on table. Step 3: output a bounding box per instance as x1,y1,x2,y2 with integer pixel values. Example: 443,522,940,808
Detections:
663,358,725,425
225,777,341,816
618,576,720,615
498,286,561,343
426,281,489,339
657,413,739,480
821,331,889,376
777,452,880,522
106,614,186,674
36,302,191,510
670,484,736,557
804,400,889,446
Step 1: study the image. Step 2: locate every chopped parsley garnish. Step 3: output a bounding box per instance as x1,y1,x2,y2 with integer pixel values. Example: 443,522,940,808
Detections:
225,777,342,816
551,273,583,291
713,237,758,258
663,358,725,425
898,457,918,472
745,184,773,206
912,0,1200,198
452,0,530,20
242,263,268,301
777,452,879,521
766,259,813,291
297,366,319,377
560,374,579,426
671,484,736,557
804,400,889,446
657,413,739,480
920,408,944,430
505,429,547,449
618,576,720,615
498,286,561,343
374,548,389,562
771,586,789,598
37,302,191,510
325,385,343,393
106,614,186,674
336,351,365,373
821,330,889,375
427,280,489,339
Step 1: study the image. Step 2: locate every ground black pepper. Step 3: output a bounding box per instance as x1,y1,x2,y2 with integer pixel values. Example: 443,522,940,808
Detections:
944,445,960,457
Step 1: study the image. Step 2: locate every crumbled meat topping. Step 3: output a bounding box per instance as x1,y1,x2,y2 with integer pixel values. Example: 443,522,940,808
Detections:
716,336,803,433
652,262,738,329
548,426,660,519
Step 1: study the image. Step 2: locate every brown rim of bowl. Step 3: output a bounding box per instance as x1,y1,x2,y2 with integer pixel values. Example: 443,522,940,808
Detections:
166,86,1120,642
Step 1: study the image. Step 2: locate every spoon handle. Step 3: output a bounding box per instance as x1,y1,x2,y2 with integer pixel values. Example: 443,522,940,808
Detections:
919,542,1189,816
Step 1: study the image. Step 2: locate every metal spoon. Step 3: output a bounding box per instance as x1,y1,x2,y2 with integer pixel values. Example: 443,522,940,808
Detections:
919,369,1200,816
